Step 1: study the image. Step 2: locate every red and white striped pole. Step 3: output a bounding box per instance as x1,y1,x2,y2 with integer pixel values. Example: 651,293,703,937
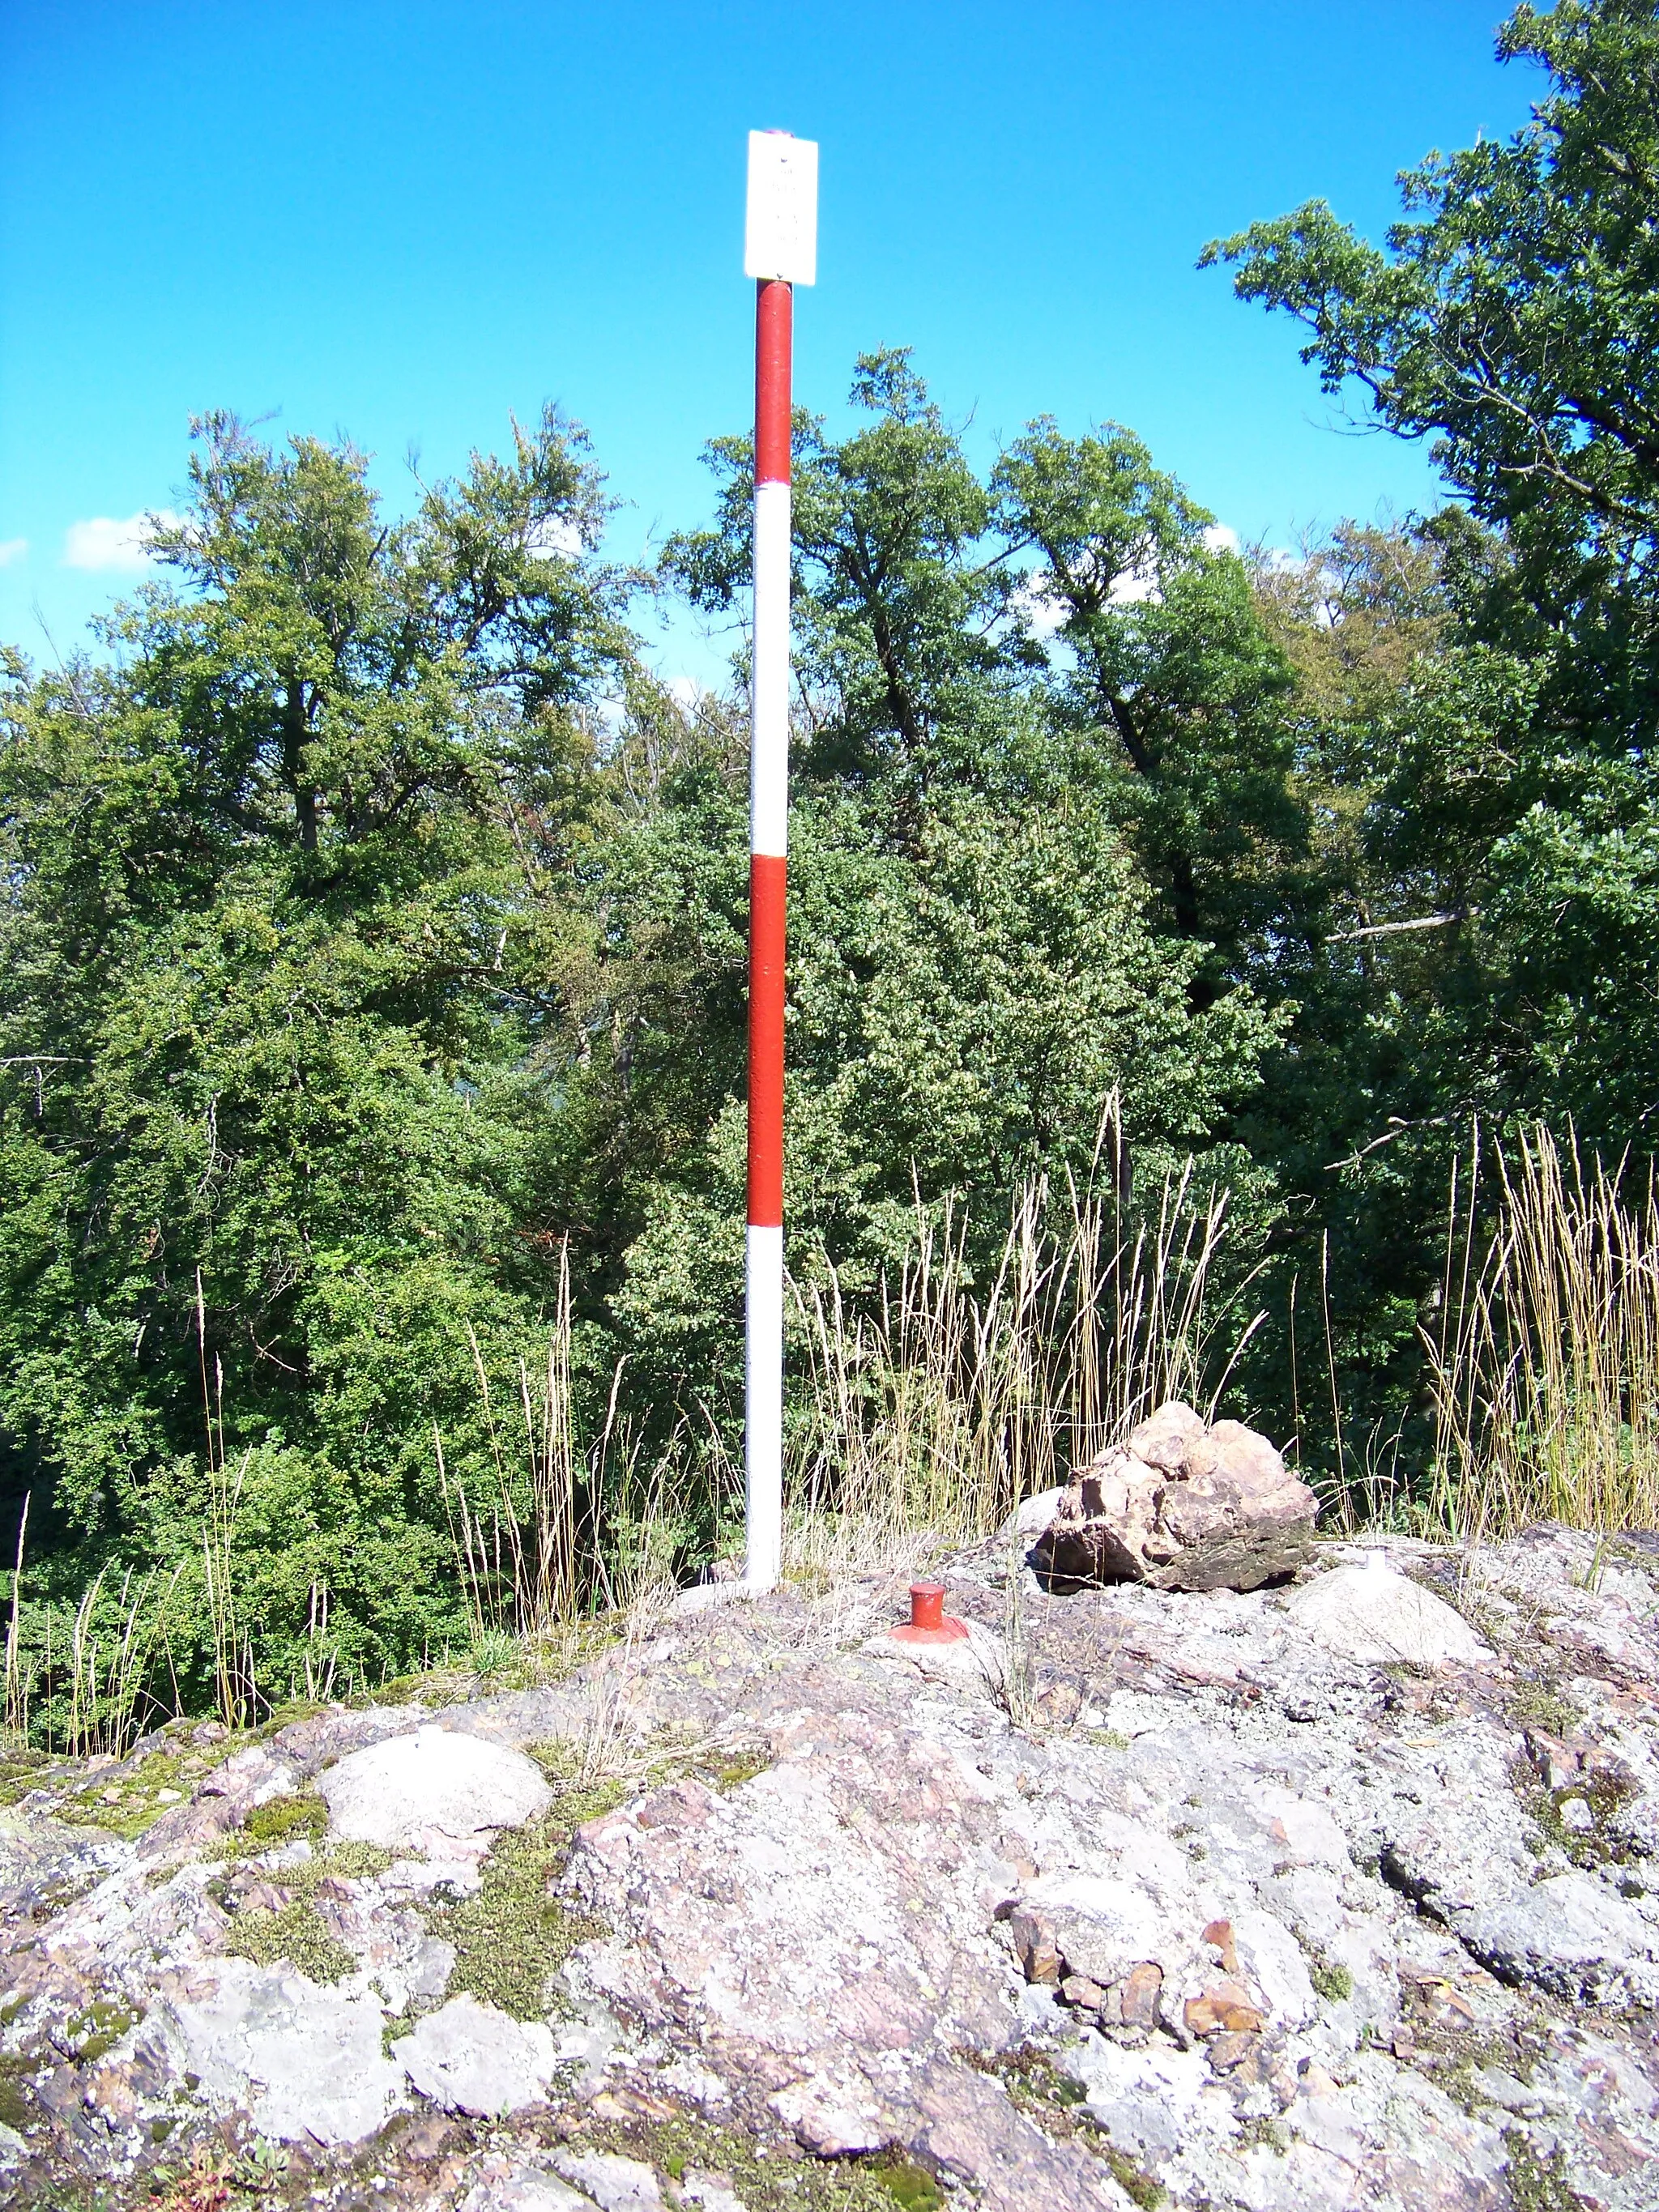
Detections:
743,130,817,1591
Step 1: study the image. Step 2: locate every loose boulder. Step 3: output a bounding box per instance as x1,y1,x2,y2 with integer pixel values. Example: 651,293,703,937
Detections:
1284,1551,1492,1667
319,1724,553,1852
1029,1403,1317,1592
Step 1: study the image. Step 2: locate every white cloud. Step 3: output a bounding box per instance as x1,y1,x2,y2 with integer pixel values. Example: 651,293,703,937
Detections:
666,673,702,710
526,517,583,560
1012,574,1069,636
1108,566,1159,607
1108,522,1242,607
0,537,28,569
62,509,179,573
1015,522,1247,632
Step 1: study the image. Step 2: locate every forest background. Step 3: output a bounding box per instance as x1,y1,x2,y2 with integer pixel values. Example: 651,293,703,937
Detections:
4,0,1658,1740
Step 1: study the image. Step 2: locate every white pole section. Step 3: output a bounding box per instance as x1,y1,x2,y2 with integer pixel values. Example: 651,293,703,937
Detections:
743,130,817,1592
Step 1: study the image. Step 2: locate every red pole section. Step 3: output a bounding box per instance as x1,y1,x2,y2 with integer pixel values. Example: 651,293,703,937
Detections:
746,277,791,1234
744,275,792,1588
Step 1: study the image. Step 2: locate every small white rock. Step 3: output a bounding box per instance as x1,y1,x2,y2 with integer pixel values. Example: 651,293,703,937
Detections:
1002,1486,1067,1541
394,1993,557,2116
680,2176,750,2212
319,1725,552,1852
552,2150,663,2210
457,2156,598,2212
1284,1555,1492,1667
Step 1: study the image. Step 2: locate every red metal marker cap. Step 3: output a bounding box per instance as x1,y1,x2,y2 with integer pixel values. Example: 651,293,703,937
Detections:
889,1579,970,1646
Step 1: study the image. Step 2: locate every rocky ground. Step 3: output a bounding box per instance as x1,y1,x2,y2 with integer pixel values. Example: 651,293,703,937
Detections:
3,1521,1659,2211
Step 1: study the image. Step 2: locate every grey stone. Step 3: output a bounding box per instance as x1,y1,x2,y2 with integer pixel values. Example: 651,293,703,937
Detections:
318,1724,552,1852
1606,1791,1659,1858
0,2120,25,2172
552,2150,664,2210
1072,2039,1217,2163
679,2175,749,2212
1461,1872,1659,2005
1285,1553,1492,1666
1022,1872,1172,1989
1002,1485,1067,1539
143,1957,407,2144
770,2065,889,2155
457,2154,599,2211
394,1992,557,2116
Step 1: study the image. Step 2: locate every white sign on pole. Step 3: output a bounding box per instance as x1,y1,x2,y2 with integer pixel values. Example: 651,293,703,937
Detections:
744,130,818,287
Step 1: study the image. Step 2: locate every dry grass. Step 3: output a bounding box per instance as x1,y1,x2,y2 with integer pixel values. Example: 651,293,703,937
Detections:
3,1531,185,1759
788,1127,1256,1562
1425,1123,1659,1541
436,1239,688,1652
433,1116,1256,1620
15,1110,1656,1758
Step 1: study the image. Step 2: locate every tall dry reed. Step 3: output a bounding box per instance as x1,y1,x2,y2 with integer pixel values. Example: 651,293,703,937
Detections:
787,1122,1260,1569
433,1115,1260,1610
11,1121,1267,1745
3,1507,186,1759
437,1240,682,1647
1426,1123,1659,1540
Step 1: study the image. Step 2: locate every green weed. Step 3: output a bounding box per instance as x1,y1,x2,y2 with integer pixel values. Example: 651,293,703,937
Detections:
241,1792,327,1848
0,2044,37,2133
865,2154,945,2210
574,2102,945,2212
222,1899,356,1984
426,1795,617,2020
705,1745,771,1792
1307,1954,1354,2002
66,2000,142,2063
57,1751,197,1839
1502,2126,1591,2211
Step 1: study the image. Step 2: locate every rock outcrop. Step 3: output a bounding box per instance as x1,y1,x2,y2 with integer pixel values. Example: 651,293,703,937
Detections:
2,1522,1659,2210
1031,1401,1319,1591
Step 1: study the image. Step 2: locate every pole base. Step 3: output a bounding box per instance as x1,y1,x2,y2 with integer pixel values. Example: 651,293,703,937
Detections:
887,1579,970,1646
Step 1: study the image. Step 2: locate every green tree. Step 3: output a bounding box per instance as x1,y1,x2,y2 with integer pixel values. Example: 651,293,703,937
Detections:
0,410,630,1690
1205,0,1659,1143
992,420,1306,983
620,357,1289,1420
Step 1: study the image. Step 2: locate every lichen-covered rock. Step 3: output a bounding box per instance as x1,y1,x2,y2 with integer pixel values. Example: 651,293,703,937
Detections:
394,1993,557,2116
1286,1551,1492,1666
1030,1402,1318,1590
1461,1872,1659,2007
137,1957,408,2143
5,1521,1659,2210
319,1723,552,1852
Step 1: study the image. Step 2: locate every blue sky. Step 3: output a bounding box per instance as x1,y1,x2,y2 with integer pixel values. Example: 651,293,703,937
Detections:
1,2,1540,684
